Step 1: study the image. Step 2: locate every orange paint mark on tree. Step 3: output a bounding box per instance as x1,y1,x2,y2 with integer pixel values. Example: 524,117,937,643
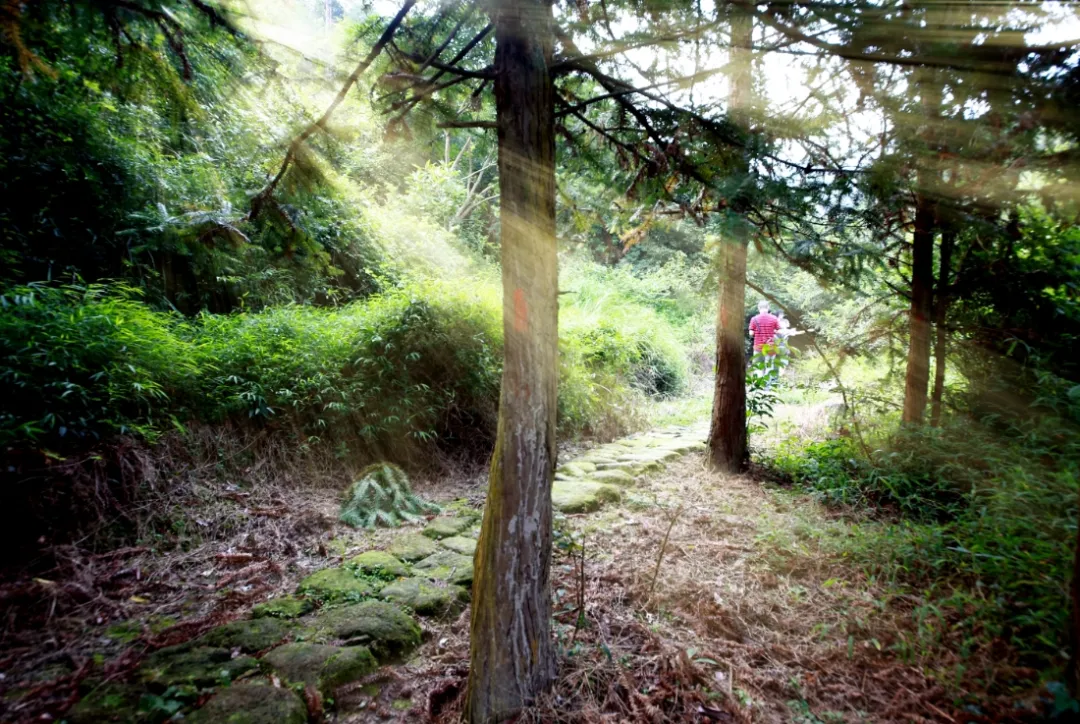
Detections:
513,288,529,332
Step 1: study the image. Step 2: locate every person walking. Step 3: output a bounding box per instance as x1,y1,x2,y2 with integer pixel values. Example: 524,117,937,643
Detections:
748,300,780,355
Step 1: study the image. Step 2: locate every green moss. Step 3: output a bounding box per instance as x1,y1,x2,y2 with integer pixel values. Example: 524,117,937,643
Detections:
392,698,413,711
104,620,142,644
348,550,410,579
298,567,378,603
387,533,438,562
262,642,376,696
588,469,636,486
250,596,313,620
185,682,307,724
413,550,473,586
439,536,477,556
199,618,293,653
138,646,258,689
309,601,421,661
421,516,471,539
68,683,143,724
551,480,622,513
379,577,465,616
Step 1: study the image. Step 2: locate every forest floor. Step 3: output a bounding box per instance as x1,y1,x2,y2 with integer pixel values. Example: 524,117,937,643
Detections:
0,396,1035,723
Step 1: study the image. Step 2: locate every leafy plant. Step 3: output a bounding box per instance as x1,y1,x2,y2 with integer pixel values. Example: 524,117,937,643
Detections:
339,462,439,528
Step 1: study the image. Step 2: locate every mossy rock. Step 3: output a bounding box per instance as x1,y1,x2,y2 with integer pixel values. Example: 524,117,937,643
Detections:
379,577,466,616
138,645,258,689
588,469,636,486
625,449,680,463
348,550,410,579
596,460,646,474
199,617,293,653
387,533,439,562
251,596,313,620
551,480,622,513
186,682,307,724
68,683,143,724
413,550,473,586
439,535,476,556
298,567,378,603
421,516,471,539
558,462,596,477
309,601,421,661
262,642,377,697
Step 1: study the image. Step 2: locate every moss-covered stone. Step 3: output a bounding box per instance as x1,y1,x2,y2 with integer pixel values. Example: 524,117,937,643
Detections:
551,480,622,513
387,533,438,562
596,460,646,474
138,645,258,689
558,461,596,477
186,682,307,724
379,577,465,616
588,469,636,486
68,683,143,724
199,617,293,653
309,601,421,661
413,550,473,586
348,550,410,579
421,516,471,539
262,642,377,696
251,596,313,620
439,535,477,556
298,567,377,602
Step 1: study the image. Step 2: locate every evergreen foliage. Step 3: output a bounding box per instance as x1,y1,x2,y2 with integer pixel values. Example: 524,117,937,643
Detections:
339,462,438,529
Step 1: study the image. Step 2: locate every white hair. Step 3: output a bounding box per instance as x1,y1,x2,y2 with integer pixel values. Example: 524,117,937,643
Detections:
757,300,770,311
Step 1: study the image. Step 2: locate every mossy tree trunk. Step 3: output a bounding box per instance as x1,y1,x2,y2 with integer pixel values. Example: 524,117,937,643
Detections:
464,0,558,720
707,9,751,473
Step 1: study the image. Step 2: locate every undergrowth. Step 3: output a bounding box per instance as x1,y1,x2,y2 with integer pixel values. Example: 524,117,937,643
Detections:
763,415,1080,681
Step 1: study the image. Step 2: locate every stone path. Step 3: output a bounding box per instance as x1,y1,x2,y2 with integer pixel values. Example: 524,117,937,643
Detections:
70,422,709,723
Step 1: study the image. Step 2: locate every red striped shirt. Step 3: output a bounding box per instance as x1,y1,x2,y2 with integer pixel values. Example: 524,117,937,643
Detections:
749,313,780,349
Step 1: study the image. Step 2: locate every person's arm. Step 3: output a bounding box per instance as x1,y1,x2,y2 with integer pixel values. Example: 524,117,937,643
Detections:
748,317,757,334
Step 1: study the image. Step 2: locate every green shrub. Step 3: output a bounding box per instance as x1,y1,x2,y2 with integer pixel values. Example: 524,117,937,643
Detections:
766,420,1080,667
0,283,197,448
0,271,691,458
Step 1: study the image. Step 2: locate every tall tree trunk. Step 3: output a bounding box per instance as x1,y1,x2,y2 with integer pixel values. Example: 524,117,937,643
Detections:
465,0,558,720
709,237,748,471
902,68,941,426
902,197,935,424
930,228,954,427
707,8,752,472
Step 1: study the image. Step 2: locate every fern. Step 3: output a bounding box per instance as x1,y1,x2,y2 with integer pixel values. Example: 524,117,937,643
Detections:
339,462,439,529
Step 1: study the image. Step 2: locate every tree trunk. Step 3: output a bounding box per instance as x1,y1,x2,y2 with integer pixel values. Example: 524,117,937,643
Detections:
902,67,941,426
464,0,558,720
930,228,954,427
707,8,751,472
709,237,748,471
902,197,935,424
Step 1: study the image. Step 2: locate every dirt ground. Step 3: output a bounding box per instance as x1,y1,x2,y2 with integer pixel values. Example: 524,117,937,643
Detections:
0,406,1044,723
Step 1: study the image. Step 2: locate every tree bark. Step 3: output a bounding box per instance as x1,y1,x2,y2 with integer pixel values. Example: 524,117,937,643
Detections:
902,67,941,426
464,0,558,720
707,8,751,472
902,196,935,424
929,227,954,427
709,237,748,471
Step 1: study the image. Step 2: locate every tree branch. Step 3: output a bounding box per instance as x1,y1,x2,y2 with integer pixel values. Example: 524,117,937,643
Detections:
249,0,417,219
